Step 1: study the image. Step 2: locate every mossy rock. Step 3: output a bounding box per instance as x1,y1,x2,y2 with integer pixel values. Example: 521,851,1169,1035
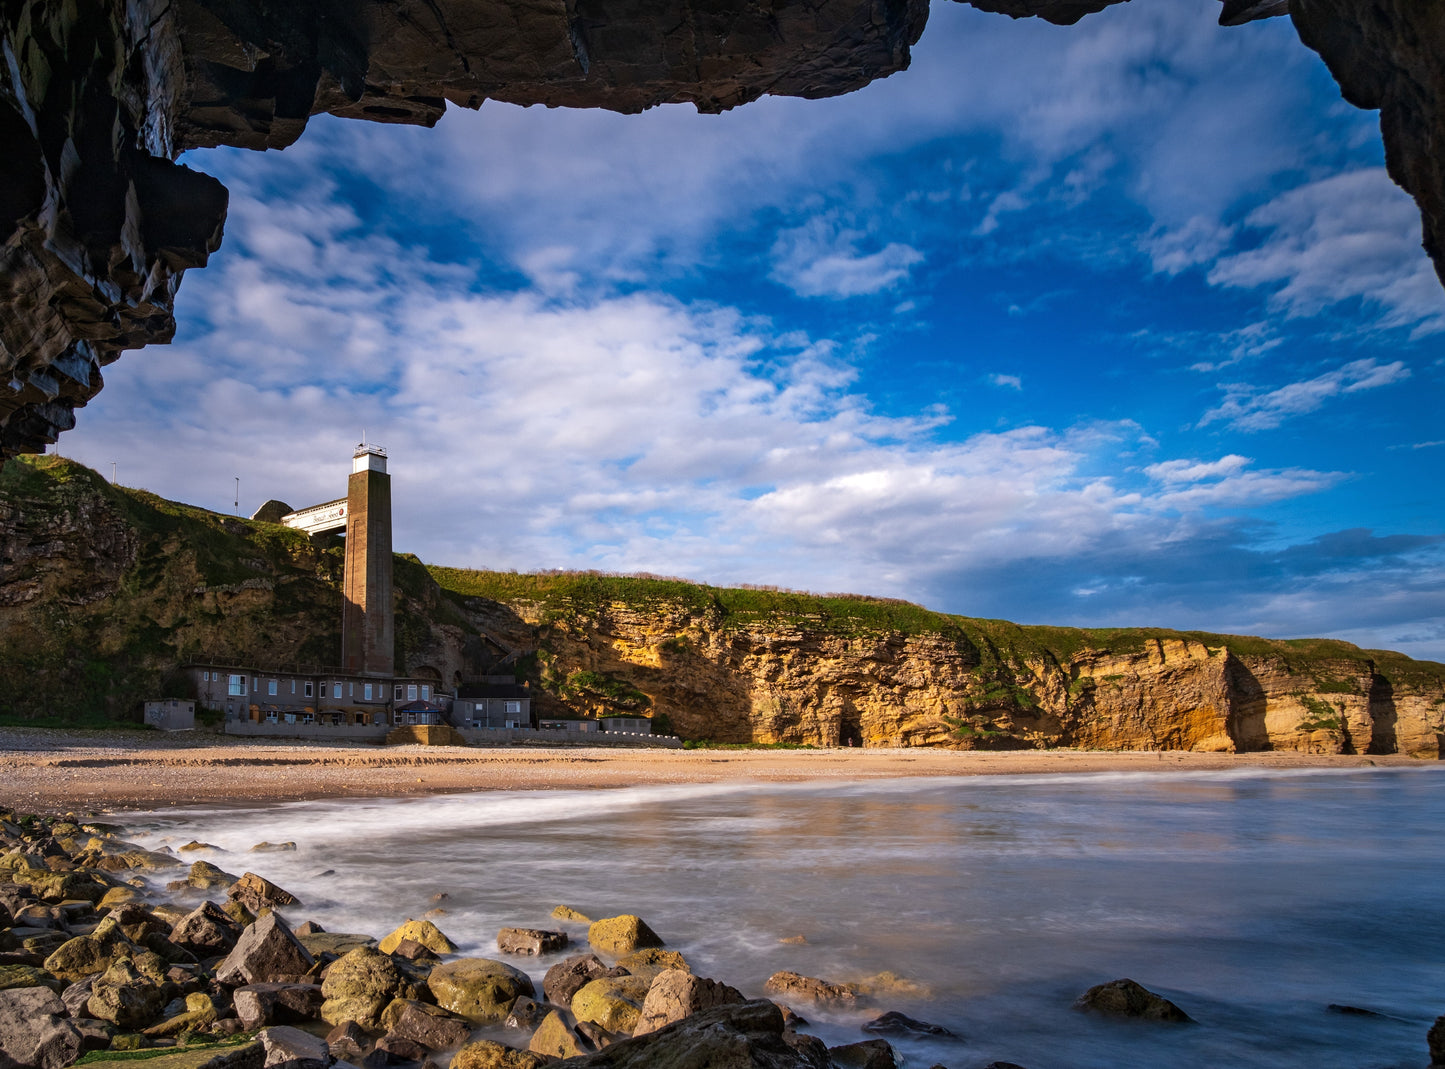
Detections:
586,915,663,956
571,975,652,1034
550,906,591,924
0,963,65,993
297,933,377,957
527,1011,588,1059
378,920,456,956
427,958,535,1024
451,1039,548,1069
615,948,689,982
320,946,418,1030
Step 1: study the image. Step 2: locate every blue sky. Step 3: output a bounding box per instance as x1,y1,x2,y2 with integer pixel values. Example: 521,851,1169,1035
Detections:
59,1,1445,658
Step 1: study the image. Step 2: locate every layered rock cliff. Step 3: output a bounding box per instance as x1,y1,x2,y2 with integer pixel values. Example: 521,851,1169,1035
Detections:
4,455,1443,757
3,0,1445,463
440,570,1445,757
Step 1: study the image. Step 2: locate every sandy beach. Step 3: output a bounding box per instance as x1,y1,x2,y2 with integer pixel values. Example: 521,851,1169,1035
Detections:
0,726,1431,814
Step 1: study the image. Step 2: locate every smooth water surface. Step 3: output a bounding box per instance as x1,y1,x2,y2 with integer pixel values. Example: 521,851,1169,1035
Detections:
126,768,1445,1068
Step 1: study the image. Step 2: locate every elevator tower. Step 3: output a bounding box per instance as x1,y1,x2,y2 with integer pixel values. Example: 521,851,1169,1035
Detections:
341,443,393,677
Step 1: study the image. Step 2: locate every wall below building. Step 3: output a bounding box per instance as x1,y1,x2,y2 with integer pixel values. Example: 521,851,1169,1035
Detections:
225,721,390,741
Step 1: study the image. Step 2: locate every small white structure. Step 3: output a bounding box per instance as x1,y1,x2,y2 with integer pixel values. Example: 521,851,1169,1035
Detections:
144,699,196,731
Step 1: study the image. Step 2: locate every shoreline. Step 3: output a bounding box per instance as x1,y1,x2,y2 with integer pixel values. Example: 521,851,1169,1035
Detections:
0,727,1435,814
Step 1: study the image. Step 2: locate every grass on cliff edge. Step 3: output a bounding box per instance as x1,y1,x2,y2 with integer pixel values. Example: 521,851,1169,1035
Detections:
427,566,1445,682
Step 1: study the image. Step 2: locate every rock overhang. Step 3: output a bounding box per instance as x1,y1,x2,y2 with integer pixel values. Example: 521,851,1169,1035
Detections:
0,0,1440,461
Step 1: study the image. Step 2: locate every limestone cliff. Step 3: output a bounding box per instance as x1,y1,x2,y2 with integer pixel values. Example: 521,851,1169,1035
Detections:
3,455,1443,758
438,570,1445,757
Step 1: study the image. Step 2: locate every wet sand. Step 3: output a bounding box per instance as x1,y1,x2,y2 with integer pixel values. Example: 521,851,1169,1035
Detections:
0,726,1429,814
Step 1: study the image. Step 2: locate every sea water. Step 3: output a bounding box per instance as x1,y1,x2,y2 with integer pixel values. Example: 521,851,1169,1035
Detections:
124,767,1445,1069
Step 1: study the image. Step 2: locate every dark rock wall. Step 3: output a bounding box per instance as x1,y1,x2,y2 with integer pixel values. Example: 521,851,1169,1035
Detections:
1291,0,1445,288
0,0,1441,463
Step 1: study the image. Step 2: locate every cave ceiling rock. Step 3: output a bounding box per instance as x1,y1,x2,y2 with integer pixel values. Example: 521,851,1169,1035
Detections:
0,0,1439,463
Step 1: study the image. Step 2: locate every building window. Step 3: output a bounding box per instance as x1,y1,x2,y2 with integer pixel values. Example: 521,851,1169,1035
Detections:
364,683,373,701
291,680,296,694
202,671,209,682
302,713,315,725
421,685,430,701
265,711,277,723
334,683,342,699
228,674,246,696
394,685,403,700
505,701,521,714
348,682,354,697
268,680,277,696
253,677,259,690
304,681,313,697
407,684,418,701
284,713,296,724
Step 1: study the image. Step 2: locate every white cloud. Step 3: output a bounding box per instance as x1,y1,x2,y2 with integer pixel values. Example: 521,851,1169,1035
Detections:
987,373,1023,390
1201,358,1411,432
1145,455,1252,483
769,216,924,298
1209,169,1445,334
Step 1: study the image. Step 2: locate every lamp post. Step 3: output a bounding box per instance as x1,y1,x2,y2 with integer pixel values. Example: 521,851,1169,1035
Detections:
234,476,239,516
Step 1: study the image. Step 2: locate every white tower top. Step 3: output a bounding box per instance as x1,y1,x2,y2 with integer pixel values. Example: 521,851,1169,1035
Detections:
353,442,388,474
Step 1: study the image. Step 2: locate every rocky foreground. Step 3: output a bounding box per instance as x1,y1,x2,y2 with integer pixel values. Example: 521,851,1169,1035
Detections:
4,811,1445,1069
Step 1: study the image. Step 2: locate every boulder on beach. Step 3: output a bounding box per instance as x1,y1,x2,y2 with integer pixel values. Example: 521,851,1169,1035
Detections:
216,912,315,986
828,1039,899,1069
528,1010,594,1059
234,982,325,1030
616,947,689,982
452,1038,549,1069
587,915,664,956
170,901,244,956
1072,978,1194,1023
551,906,592,924
428,958,535,1024
320,946,420,1030
504,995,549,1030
143,991,218,1036
538,999,831,1068
0,986,83,1069
1428,1015,1445,1067
634,969,745,1036
763,971,860,1009
378,919,457,956
86,956,169,1028
298,932,377,958
44,915,134,981
862,1011,953,1037
571,974,652,1034
379,997,473,1051
497,927,568,956
259,1024,331,1069
325,1019,371,1061
228,872,300,914
543,953,611,1006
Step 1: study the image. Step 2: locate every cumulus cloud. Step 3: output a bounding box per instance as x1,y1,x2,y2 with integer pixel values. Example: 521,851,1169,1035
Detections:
1208,169,1445,334
987,373,1023,390
1201,358,1412,432
769,216,924,298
